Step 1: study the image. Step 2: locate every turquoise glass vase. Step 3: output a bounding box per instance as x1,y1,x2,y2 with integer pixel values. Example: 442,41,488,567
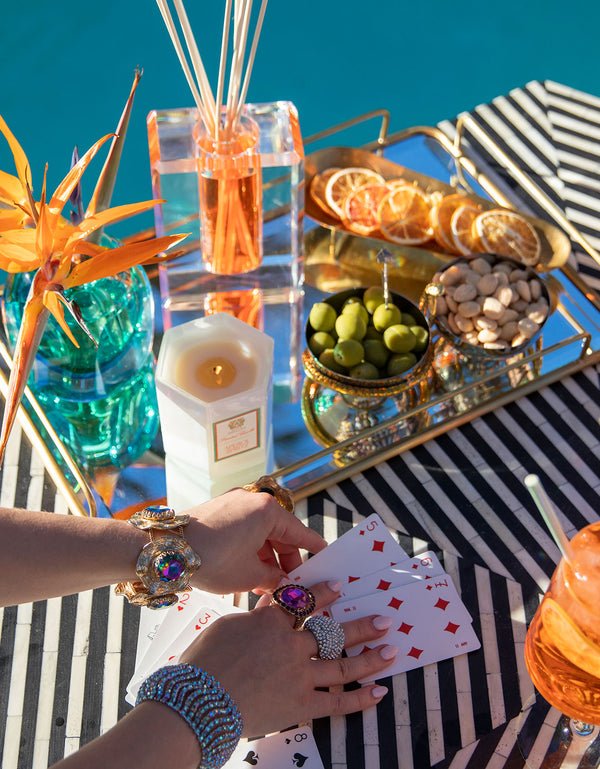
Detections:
2,260,159,469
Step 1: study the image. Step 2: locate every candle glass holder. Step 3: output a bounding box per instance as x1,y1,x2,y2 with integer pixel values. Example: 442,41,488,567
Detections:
195,113,262,275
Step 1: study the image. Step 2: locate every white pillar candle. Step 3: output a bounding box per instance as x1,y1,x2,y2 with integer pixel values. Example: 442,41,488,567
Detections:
156,313,273,508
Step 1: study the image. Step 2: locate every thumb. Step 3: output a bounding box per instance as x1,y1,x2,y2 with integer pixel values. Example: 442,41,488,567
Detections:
252,560,288,593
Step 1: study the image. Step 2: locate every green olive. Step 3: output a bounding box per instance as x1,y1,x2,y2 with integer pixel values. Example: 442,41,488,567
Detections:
309,302,337,332
387,352,417,376
349,362,380,380
309,332,335,356
383,324,417,353
333,339,364,368
373,302,402,332
363,286,386,314
364,338,389,368
342,301,369,325
319,348,346,374
335,313,367,341
410,325,429,352
401,312,417,326
364,326,383,341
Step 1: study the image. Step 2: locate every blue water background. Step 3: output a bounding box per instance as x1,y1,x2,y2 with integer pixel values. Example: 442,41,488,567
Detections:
0,0,596,237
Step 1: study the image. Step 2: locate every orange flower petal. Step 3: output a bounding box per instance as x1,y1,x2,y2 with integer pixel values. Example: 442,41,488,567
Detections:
0,208,27,232
0,295,48,462
0,115,32,191
0,170,25,205
66,200,158,247
0,228,36,245
71,241,107,258
63,234,188,288
43,291,80,348
48,133,113,221
0,243,41,272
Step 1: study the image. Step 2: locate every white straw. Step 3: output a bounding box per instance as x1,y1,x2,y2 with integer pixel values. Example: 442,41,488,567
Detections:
235,0,269,123
215,0,233,141
524,474,573,560
225,0,250,128
172,0,217,132
154,0,207,123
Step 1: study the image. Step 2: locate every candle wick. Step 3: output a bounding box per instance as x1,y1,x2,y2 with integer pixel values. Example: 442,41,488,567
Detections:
213,364,223,385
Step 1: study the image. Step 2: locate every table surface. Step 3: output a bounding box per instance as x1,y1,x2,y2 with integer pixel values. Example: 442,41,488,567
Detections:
2,78,600,769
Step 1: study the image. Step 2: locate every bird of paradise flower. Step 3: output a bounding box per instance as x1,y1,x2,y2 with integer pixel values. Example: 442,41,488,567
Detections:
0,117,187,462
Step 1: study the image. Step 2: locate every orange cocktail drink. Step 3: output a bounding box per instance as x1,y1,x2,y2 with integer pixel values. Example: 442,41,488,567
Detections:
524,521,600,724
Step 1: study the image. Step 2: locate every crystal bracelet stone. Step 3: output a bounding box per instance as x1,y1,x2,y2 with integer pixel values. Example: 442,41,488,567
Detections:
136,663,243,769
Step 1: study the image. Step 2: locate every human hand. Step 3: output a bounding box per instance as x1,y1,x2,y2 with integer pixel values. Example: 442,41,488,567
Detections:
184,487,326,595
179,581,397,737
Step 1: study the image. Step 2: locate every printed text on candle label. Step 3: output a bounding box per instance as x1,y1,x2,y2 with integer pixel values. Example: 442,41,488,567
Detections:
213,409,260,461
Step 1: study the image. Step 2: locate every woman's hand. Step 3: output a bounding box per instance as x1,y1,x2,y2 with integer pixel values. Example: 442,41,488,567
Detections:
179,581,397,737
184,488,326,595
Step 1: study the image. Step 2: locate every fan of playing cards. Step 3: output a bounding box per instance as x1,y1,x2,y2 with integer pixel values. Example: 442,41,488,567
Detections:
127,514,480,768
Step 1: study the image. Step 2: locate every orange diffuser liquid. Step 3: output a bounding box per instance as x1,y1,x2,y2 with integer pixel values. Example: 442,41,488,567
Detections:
196,114,262,275
524,521,600,724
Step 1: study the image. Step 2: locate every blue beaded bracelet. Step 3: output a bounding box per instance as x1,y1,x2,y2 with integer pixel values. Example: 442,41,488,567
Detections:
136,663,243,769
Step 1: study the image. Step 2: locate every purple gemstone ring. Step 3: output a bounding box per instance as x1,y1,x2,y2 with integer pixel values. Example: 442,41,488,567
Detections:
271,584,316,630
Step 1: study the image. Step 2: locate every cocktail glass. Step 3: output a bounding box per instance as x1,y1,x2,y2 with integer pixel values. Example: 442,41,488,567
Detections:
519,519,600,767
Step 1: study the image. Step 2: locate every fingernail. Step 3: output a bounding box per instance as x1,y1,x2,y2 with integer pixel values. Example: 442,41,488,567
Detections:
372,686,388,699
277,576,290,587
327,580,342,592
380,645,399,660
372,615,393,630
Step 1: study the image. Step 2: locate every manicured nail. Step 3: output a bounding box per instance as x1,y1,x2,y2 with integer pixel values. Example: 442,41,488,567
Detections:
372,686,388,699
372,615,393,630
380,645,399,660
277,576,290,587
327,580,342,592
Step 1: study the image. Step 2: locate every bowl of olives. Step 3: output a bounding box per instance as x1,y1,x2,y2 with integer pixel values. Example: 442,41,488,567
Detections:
304,287,432,397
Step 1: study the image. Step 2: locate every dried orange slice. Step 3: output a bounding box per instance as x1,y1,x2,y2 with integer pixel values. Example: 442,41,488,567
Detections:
343,183,390,235
473,209,541,265
450,203,481,255
325,167,385,219
310,168,340,219
430,193,473,254
377,185,432,245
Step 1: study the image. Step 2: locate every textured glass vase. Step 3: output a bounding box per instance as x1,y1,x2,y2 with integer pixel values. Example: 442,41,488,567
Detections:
2,262,159,469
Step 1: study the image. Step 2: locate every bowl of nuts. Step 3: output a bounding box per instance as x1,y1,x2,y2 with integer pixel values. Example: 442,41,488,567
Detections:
303,287,433,397
425,254,551,359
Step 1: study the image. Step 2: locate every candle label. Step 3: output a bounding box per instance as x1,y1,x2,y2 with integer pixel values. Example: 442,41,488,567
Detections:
213,408,260,461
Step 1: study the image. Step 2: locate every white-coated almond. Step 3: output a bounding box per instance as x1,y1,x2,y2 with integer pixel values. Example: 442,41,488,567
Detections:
446,295,458,313
527,304,548,324
474,316,498,331
530,279,542,300
511,332,528,347
471,257,492,275
440,265,464,285
447,313,460,334
494,271,509,286
464,270,481,286
435,296,448,315
478,328,499,343
510,268,529,282
477,273,498,296
499,308,519,324
454,283,478,302
482,297,504,320
516,280,531,302
465,331,480,344
455,314,474,333
518,317,540,338
494,286,513,306
484,340,510,351
495,262,513,274
512,299,528,312
457,301,480,318
499,321,519,340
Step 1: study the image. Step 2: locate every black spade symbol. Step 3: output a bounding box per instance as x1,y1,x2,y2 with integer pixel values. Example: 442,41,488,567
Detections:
243,750,259,765
293,753,308,767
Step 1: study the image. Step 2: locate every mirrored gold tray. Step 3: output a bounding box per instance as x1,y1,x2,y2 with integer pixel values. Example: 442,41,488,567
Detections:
6,113,600,515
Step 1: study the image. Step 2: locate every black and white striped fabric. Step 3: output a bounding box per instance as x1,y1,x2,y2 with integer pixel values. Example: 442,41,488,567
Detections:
2,79,600,769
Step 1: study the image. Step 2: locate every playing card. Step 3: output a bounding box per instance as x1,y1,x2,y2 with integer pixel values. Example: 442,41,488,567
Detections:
127,591,240,705
289,513,408,590
332,573,480,680
224,726,324,769
340,550,445,602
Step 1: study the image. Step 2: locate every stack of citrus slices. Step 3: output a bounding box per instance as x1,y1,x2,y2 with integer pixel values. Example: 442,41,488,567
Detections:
310,166,541,266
